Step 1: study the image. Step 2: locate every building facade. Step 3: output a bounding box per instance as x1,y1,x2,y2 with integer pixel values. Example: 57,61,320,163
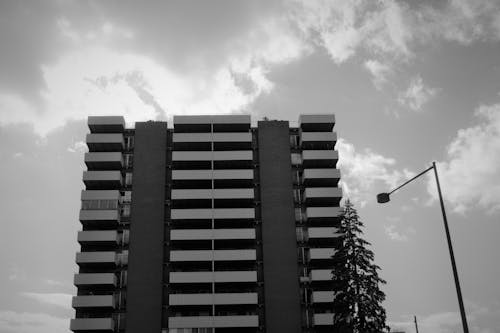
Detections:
71,114,342,333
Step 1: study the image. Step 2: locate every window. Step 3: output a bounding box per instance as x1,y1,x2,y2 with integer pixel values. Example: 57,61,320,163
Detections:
124,154,133,168
121,204,131,217
125,173,133,186
122,191,132,203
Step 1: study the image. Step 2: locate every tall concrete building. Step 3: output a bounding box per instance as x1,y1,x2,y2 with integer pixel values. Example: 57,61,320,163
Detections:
71,114,342,333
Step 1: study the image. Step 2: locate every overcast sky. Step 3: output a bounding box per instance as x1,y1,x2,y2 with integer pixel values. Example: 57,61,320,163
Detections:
1,0,500,332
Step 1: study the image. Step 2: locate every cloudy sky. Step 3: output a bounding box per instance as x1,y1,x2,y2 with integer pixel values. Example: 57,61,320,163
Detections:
1,0,500,332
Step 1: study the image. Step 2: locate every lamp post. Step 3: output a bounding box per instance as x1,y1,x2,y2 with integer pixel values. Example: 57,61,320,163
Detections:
377,161,469,333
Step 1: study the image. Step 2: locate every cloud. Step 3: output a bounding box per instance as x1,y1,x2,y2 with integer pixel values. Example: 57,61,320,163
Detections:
364,59,392,90
337,138,412,206
428,103,500,214
398,75,438,111
21,292,72,309
0,311,68,333
384,224,415,242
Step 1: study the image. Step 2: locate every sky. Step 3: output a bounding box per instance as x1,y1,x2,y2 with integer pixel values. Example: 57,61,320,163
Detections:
0,0,500,332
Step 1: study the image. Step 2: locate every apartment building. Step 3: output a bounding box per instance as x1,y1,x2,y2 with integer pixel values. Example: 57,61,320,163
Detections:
70,114,342,333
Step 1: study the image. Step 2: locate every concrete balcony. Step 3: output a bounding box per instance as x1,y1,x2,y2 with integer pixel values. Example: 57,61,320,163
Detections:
88,116,125,133
170,249,256,261
83,171,122,190
172,189,254,200
70,318,114,332
170,208,255,220
310,269,332,281
84,152,123,170
304,187,342,206
172,169,253,180
77,230,119,245
169,271,257,283
173,132,252,142
299,114,335,132
312,291,336,303
72,295,115,309
81,190,120,201
86,133,124,152
313,313,334,325
302,150,338,168
172,151,253,161
169,292,258,305
308,227,342,239
79,210,119,227
171,228,255,240
73,273,117,287
306,207,342,221
168,315,258,328
310,248,337,260
300,132,337,150
302,168,341,187
75,251,117,267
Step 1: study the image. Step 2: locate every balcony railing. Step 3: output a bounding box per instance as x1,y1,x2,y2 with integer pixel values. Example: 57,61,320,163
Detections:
170,228,255,240
313,313,334,325
75,251,117,267
86,133,124,152
83,171,122,190
302,150,338,168
170,249,256,261
70,318,114,332
72,295,115,309
170,208,255,220
77,230,119,245
169,271,257,283
73,273,117,287
84,152,123,170
302,168,341,187
168,315,259,328
88,116,125,133
299,114,335,132
169,293,258,305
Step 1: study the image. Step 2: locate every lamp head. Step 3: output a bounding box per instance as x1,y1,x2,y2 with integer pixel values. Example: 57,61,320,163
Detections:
377,192,391,204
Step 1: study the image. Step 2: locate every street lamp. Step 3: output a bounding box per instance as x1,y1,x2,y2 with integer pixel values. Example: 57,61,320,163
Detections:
376,161,469,333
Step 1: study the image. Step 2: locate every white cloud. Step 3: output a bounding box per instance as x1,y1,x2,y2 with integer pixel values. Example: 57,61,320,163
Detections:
428,103,500,214
0,311,68,333
398,75,438,111
337,138,412,206
21,292,72,309
364,59,392,90
384,224,415,242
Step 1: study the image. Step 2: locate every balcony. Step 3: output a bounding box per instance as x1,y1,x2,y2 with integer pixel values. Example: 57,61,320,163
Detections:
300,132,337,150
83,171,122,189
173,132,251,142
70,318,114,332
88,116,125,133
306,207,342,222
308,227,342,239
310,269,332,281
170,208,255,220
299,114,335,132
72,295,115,309
310,248,337,260
302,150,338,168
77,231,119,245
75,251,117,267
79,210,119,227
168,315,258,328
302,169,341,187
84,152,123,170
170,249,256,261
171,228,255,240
172,169,254,180
313,313,334,326
169,271,257,283
172,189,254,200
304,187,342,206
73,273,117,287
81,190,120,201
86,133,124,152
312,291,336,303
172,151,253,161
173,115,251,133
169,293,258,305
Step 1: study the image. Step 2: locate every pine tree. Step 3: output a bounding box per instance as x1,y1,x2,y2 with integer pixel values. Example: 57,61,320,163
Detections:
331,199,388,333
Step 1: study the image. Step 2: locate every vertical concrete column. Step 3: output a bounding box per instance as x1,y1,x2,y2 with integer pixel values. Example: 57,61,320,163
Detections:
126,122,168,333
258,121,302,333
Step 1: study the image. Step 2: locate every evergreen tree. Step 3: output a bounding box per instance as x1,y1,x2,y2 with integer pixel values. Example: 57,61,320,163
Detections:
331,199,389,333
